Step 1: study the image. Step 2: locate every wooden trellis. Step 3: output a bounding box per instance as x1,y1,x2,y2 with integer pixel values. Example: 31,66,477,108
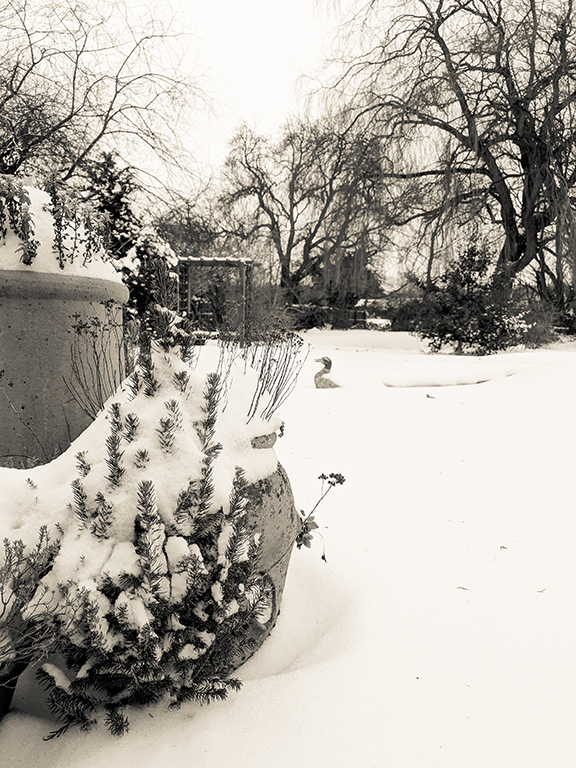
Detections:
178,257,253,337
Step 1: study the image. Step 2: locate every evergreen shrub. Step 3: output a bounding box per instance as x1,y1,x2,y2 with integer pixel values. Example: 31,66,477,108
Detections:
506,300,560,348
410,243,516,354
287,303,332,330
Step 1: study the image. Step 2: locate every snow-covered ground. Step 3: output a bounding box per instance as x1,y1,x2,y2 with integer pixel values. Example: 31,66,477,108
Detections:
3,329,576,767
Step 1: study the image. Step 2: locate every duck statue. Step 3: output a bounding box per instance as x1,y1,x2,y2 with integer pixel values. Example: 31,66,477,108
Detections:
314,356,340,389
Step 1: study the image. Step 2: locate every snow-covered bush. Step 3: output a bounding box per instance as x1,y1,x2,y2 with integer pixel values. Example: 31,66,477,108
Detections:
411,243,515,354
80,152,179,317
0,315,307,737
503,301,559,348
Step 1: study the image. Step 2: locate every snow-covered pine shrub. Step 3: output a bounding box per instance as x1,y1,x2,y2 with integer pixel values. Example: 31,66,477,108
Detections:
36,463,265,739
0,312,307,737
504,301,560,348
412,243,515,354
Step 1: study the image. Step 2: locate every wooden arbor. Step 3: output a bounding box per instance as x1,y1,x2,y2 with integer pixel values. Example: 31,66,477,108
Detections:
178,257,253,338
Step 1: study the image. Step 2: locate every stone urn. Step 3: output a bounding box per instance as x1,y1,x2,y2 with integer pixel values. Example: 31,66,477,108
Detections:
0,185,128,468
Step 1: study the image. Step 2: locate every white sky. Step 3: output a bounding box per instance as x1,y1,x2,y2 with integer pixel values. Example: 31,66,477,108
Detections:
180,0,339,169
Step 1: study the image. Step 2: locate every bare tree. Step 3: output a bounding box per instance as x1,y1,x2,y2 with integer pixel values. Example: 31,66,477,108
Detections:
220,115,387,304
327,0,576,305
0,0,207,184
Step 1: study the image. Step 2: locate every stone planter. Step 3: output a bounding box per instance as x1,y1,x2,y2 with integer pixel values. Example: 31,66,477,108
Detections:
0,266,128,717
0,270,128,468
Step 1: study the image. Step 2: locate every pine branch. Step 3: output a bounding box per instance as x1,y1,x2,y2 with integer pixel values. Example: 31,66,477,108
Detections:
133,448,150,469
156,399,183,452
194,373,221,448
104,404,125,487
173,370,190,393
139,352,160,397
71,479,90,529
104,433,125,487
122,413,139,443
135,481,165,596
81,593,111,653
136,480,158,530
226,467,248,522
107,403,123,435
37,666,97,740
104,705,130,737
165,400,183,430
226,527,251,567
173,483,198,530
176,321,199,365
91,493,114,541
194,456,219,521
156,416,176,452
125,371,141,401
74,451,91,478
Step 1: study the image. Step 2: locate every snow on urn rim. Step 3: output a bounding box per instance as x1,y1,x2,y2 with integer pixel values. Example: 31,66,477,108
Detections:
0,182,124,285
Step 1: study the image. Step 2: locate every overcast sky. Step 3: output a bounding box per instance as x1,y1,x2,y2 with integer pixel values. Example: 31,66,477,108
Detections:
181,0,339,168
